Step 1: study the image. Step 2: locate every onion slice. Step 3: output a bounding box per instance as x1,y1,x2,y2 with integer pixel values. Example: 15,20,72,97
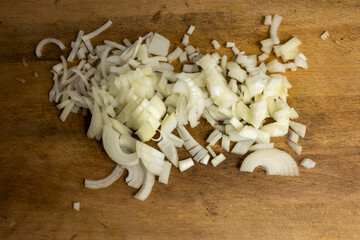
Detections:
240,148,299,176
84,164,124,189
36,38,66,57
134,167,155,201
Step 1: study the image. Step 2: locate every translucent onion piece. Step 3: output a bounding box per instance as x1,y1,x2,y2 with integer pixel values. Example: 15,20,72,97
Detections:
286,139,302,155
136,141,165,175
270,14,283,44
84,165,124,189
158,161,172,184
125,164,144,189
157,138,179,167
240,148,299,176
249,143,274,151
87,102,103,140
168,133,184,148
102,125,139,166
231,140,254,155
289,120,306,138
288,129,299,143
36,38,66,57
206,145,217,158
134,167,155,201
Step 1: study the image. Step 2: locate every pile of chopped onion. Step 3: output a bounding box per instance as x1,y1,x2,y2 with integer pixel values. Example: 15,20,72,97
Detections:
37,14,313,201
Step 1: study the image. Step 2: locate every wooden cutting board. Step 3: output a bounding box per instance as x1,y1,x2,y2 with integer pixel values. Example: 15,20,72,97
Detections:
1,0,360,239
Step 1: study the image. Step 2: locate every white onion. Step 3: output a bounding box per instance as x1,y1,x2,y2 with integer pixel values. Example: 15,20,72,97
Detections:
286,139,302,155
187,25,195,35
84,165,124,189
36,38,66,57
240,149,299,176
300,158,316,168
158,161,172,184
72,202,80,211
211,153,226,167
270,14,283,44
179,158,194,172
134,167,155,201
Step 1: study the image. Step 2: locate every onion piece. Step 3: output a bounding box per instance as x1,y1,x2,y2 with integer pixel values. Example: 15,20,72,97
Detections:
231,139,254,155
136,141,165,175
134,167,155,201
182,34,189,46
199,153,211,165
264,15,272,25
321,30,330,40
286,139,302,155
288,129,299,143
125,164,144,189
240,148,299,176
221,134,230,152
270,14,283,44
35,38,66,57
300,158,316,168
73,202,80,211
67,30,84,62
187,25,195,35
211,40,220,49
102,125,139,166
158,161,172,184
289,120,306,138
193,148,208,162
82,20,112,42
168,133,184,148
206,145,217,158
211,153,226,167
157,138,179,167
226,42,235,48
84,164,124,189
179,158,194,172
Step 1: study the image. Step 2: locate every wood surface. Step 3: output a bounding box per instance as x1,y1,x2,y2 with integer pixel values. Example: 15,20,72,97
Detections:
1,0,360,239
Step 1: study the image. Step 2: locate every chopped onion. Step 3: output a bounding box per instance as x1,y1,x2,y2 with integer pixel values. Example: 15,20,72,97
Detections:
221,134,230,152
41,14,310,201
264,15,272,25
211,40,220,49
321,30,330,40
289,120,306,138
226,42,235,48
157,138,178,167
231,139,254,155
85,164,124,189
187,25,195,35
240,149,299,176
82,20,112,42
270,14,283,44
72,202,80,211
134,167,155,201
182,34,189,46
286,139,302,155
288,129,299,143
158,161,172,184
300,158,316,168
179,158,194,172
36,38,66,57
200,153,211,165
103,125,139,166
211,153,226,167
206,145,217,158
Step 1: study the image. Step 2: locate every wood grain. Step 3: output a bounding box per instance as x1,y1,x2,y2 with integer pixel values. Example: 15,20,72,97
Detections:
1,0,360,239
